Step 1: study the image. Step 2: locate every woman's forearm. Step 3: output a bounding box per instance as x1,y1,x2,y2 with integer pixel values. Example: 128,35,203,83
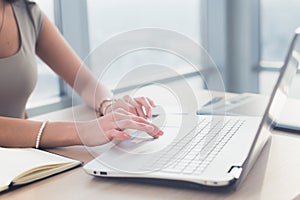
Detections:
0,108,163,148
72,66,113,110
38,121,81,148
35,13,113,111
0,117,81,148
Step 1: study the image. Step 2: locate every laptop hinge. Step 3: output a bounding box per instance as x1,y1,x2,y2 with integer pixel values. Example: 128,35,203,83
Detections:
228,166,243,179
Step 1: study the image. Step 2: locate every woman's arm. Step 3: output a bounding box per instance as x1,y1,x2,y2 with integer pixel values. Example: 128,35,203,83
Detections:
35,13,155,118
36,13,110,110
0,109,162,148
0,117,80,148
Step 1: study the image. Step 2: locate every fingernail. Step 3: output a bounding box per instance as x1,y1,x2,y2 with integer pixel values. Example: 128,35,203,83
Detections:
158,130,164,136
153,130,163,138
123,133,130,138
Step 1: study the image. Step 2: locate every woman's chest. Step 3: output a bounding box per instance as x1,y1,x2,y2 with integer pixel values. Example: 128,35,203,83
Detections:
0,3,20,59
0,53,37,98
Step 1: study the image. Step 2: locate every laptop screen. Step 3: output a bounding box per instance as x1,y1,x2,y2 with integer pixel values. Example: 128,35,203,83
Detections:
267,34,300,124
238,29,300,187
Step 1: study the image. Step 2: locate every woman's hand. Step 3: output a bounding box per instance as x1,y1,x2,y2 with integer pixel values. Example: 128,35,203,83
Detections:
77,108,163,146
104,95,155,119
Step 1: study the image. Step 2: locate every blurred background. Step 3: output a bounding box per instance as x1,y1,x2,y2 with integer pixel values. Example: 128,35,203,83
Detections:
27,0,300,116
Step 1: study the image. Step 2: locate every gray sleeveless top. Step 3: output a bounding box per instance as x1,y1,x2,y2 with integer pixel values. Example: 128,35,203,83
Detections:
0,0,43,118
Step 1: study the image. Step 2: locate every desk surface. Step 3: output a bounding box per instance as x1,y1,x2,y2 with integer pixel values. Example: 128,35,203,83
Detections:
1,90,300,200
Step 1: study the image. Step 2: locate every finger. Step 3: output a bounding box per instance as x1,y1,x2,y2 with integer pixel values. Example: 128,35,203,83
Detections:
106,129,130,140
120,98,140,116
146,97,156,107
107,110,164,138
112,111,152,124
115,118,163,138
123,96,146,118
131,101,147,118
116,119,155,133
109,98,138,116
152,130,164,138
109,112,151,127
108,108,140,121
135,97,152,118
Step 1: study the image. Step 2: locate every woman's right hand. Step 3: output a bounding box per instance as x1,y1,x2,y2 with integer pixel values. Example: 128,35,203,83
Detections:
76,108,163,146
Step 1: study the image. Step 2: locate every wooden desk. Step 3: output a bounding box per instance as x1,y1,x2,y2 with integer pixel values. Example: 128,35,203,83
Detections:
1,91,300,200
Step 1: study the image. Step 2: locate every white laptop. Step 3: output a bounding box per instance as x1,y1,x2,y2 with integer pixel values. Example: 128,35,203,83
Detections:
84,28,300,190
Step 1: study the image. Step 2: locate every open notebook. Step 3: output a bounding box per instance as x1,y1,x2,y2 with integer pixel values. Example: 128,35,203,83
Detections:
0,147,81,192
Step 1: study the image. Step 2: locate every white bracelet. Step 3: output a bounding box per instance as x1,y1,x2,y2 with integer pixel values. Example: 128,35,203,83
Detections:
35,121,48,149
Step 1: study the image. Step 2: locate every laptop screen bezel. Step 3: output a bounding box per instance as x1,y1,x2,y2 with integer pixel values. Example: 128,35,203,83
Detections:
235,29,300,189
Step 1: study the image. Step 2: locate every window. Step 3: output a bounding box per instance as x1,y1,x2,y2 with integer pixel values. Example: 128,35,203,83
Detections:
260,0,300,97
87,0,201,49
87,0,203,90
27,0,60,108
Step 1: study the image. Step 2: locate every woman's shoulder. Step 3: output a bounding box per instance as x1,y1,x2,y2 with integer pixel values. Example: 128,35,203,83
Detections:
12,0,43,39
12,0,41,16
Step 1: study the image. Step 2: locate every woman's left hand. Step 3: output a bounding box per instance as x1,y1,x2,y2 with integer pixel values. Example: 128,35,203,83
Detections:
104,95,155,119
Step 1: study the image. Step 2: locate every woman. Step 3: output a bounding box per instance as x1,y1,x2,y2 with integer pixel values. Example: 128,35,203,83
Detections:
0,0,163,148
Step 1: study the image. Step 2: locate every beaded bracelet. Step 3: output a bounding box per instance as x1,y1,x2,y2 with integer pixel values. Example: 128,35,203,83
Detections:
35,121,48,149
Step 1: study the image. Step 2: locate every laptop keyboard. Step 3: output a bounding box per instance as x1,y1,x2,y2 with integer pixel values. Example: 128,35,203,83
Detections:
142,118,245,175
